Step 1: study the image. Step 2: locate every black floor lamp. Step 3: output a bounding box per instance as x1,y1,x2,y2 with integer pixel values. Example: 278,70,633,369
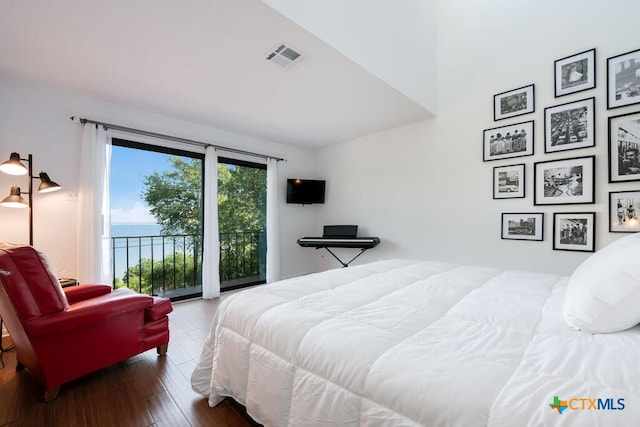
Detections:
0,152,62,363
0,152,61,245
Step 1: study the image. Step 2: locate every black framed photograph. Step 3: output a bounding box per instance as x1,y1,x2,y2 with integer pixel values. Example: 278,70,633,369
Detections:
544,97,595,153
493,164,525,199
494,84,535,121
534,155,595,205
501,213,544,241
483,120,534,161
553,212,596,252
554,49,596,97
609,190,640,232
607,48,640,109
608,110,640,182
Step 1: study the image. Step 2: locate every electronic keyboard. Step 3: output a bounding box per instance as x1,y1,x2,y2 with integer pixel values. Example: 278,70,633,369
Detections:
296,237,380,249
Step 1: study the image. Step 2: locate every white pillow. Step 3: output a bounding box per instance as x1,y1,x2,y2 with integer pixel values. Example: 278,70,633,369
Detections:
564,232,640,333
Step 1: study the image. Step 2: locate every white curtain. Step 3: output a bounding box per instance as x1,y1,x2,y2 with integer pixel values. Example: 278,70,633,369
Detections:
77,124,112,284
201,147,220,299
266,157,280,283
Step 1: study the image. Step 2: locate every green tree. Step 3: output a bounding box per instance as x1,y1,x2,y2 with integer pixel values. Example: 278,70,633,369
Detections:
141,157,266,235
217,164,266,232
123,253,199,295
142,157,203,236
137,156,267,287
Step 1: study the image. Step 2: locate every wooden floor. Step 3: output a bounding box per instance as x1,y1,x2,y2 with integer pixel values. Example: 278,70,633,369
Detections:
0,297,253,427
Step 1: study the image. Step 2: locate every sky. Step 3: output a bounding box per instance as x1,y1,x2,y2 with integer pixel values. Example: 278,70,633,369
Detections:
110,145,174,224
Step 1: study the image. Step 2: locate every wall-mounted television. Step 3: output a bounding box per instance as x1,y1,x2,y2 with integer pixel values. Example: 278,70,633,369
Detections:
286,179,326,204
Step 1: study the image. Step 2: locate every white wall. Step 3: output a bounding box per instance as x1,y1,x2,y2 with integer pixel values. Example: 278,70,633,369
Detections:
263,0,438,114
315,0,640,275
0,73,320,280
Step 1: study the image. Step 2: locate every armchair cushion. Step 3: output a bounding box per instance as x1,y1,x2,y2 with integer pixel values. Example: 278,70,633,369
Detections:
25,289,154,336
63,283,112,304
146,296,173,321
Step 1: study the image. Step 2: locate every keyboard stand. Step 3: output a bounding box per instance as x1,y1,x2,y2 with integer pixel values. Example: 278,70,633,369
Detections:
321,247,369,268
297,236,380,268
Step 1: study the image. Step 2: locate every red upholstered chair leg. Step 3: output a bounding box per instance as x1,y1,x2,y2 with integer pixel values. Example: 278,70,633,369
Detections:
44,386,60,401
157,344,168,356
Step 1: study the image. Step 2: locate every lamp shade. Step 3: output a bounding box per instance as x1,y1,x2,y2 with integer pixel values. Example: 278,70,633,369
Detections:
38,172,61,193
0,153,28,175
1,186,28,208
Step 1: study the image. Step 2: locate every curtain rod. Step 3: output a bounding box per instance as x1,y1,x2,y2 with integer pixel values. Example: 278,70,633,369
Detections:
70,116,285,162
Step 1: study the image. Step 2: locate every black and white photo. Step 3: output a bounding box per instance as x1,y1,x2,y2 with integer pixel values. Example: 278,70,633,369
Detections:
554,49,596,97
608,110,640,182
609,191,640,232
483,121,534,161
544,97,595,153
553,212,595,252
534,156,595,205
607,48,640,109
493,164,525,199
494,84,535,121
501,212,543,241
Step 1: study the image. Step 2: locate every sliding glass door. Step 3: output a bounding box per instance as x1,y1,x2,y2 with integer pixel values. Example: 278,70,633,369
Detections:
110,139,204,301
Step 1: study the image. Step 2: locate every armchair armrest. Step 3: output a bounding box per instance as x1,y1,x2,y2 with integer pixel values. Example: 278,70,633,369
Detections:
63,284,112,304
26,289,154,336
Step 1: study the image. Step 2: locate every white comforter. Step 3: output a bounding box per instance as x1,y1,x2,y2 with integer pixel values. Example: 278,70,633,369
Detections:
191,259,640,426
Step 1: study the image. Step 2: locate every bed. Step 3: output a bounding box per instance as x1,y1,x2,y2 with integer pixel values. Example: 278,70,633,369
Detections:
191,235,640,426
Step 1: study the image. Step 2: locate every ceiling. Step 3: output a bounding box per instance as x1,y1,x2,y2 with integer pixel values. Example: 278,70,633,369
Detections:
0,0,432,149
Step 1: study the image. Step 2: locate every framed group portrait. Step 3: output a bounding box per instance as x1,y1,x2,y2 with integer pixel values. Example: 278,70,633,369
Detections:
483,120,534,161
493,164,525,199
544,97,595,153
501,212,544,241
607,48,640,109
608,110,640,182
494,84,535,121
552,212,596,252
554,49,596,97
609,190,640,233
534,155,595,205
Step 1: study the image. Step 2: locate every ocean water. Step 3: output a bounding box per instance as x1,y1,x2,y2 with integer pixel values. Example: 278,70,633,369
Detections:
111,223,162,238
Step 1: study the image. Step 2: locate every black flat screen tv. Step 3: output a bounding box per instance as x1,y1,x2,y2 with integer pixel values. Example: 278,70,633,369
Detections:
286,179,325,204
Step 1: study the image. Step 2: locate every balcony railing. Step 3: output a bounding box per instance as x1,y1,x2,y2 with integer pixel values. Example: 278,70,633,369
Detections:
111,230,266,300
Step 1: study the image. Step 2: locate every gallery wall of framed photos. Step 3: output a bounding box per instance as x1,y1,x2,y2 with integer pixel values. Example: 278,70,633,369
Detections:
486,47,640,253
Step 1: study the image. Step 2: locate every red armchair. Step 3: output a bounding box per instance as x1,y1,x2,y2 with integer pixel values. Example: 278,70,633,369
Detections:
0,243,172,400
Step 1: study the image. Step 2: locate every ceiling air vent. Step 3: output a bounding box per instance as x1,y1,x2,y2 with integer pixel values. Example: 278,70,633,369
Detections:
265,43,305,69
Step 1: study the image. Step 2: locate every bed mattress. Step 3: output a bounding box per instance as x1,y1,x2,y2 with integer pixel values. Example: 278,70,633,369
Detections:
191,259,640,426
